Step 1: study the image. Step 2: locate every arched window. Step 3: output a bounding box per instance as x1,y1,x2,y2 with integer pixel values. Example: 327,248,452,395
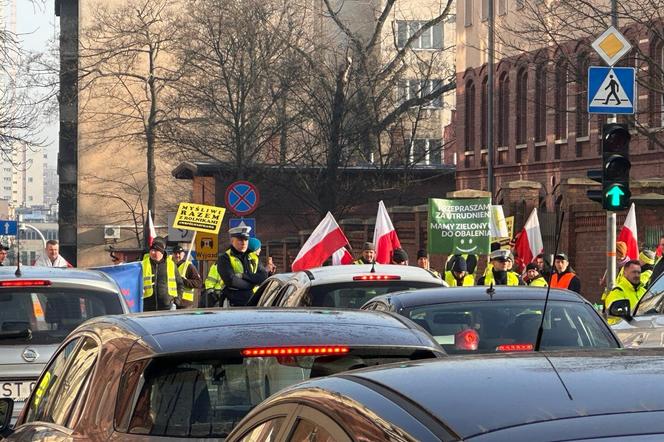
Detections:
648,40,664,129
481,76,488,148
465,80,476,150
555,61,568,140
516,67,528,145
575,52,589,138
534,61,547,142
498,71,510,146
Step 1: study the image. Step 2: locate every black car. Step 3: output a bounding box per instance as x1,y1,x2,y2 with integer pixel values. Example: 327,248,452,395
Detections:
227,349,664,441
0,308,444,440
362,286,621,354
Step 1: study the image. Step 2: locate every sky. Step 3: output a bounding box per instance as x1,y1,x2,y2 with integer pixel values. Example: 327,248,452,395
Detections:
13,0,58,168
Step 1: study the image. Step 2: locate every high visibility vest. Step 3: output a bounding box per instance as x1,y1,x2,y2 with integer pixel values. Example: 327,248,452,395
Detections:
142,254,177,299
550,272,575,289
177,261,195,302
604,278,647,324
353,258,372,265
528,277,548,287
444,271,474,287
483,270,520,286
205,264,223,290
428,269,442,279
641,269,652,287
224,249,260,293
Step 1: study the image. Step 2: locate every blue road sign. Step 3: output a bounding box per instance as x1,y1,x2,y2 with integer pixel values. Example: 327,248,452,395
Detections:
588,66,635,114
225,181,260,216
229,218,256,238
0,220,17,236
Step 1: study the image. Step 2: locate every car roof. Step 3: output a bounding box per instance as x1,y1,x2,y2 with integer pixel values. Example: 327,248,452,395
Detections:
295,264,444,286
368,286,586,308
83,308,442,355
318,349,664,439
0,266,121,293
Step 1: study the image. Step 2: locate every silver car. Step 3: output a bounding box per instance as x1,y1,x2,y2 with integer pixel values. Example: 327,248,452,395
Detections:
0,266,127,422
610,271,664,348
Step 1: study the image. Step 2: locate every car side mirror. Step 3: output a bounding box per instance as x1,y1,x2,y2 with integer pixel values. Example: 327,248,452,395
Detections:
609,299,632,321
0,397,14,433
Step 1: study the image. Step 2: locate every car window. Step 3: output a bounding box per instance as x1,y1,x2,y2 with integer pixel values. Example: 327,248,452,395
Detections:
301,281,440,309
24,338,80,423
635,273,664,315
404,300,617,354
288,418,335,442
0,289,123,345
239,417,286,442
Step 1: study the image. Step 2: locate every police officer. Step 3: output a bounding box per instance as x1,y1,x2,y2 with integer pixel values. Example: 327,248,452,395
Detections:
604,260,646,322
217,225,268,306
354,242,376,265
550,253,581,294
525,263,548,287
172,245,202,308
142,237,184,311
478,250,524,286
444,256,474,286
416,249,441,279
639,250,655,287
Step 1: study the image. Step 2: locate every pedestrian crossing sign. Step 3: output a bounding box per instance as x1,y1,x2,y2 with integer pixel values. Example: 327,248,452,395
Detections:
588,66,635,114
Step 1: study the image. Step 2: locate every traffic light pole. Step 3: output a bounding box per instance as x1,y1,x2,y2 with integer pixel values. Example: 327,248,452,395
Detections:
607,0,618,294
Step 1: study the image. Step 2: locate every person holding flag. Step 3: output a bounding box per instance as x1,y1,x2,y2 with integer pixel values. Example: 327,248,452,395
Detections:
354,242,376,265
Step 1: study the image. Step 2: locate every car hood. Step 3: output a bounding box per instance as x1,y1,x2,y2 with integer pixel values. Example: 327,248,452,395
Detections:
611,314,664,348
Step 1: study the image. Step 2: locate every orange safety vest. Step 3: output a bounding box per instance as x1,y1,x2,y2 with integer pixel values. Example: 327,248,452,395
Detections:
550,272,575,289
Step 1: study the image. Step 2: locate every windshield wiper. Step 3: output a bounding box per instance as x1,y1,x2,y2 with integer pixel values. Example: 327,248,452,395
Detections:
0,328,32,340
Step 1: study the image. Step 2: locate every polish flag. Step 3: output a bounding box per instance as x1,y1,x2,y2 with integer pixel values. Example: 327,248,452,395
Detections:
618,203,638,260
514,208,544,269
291,212,349,271
147,210,157,247
373,201,401,264
332,247,354,265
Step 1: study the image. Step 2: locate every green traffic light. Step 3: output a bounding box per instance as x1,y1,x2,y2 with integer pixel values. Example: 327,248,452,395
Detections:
606,185,625,208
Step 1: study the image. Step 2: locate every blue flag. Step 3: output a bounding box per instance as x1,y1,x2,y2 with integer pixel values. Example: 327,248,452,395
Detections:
93,262,143,312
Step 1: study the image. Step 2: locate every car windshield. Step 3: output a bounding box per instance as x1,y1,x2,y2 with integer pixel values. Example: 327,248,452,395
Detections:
404,300,617,354
118,347,436,438
304,281,440,309
0,289,123,345
635,273,664,316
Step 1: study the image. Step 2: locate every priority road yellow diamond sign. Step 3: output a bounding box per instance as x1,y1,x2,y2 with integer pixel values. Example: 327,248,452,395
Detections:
591,26,632,66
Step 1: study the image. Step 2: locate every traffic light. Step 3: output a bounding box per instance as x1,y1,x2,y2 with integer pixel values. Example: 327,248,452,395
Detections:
587,123,631,210
601,123,631,210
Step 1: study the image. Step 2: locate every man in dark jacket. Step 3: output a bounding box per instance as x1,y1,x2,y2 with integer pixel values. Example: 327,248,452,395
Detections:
172,245,202,308
477,250,524,286
217,225,268,306
550,253,581,294
142,237,184,311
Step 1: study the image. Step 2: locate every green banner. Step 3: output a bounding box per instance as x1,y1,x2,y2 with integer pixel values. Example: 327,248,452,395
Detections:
428,198,491,255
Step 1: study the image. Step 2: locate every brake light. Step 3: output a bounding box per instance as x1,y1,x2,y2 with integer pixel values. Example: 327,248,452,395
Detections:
0,280,51,287
454,329,479,351
352,275,401,281
496,343,534,352
242,346,350,357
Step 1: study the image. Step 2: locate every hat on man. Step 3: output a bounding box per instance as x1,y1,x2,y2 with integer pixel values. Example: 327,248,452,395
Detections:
416,249,428,259
554,252,569,261
490,249,510,262
526,262,539,271
452,257,467,273
248,237,262,252
616,241,627,258
640,250,656,265
150,237,167,253
363,242,375,251
0,244,7,252
172,245,185,254
392,248,408,264
229,225,251,239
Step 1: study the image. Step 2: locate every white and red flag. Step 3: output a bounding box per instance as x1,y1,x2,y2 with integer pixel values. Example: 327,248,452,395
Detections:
514,208,544,268
291,212,349,271
147,210,157,247
618,203,638,260
373,201,401,264
332,247,354,265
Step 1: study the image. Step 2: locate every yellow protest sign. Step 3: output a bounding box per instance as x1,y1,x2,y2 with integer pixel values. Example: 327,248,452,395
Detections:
173,202,226,234
505,216,514,239
197,233,219,261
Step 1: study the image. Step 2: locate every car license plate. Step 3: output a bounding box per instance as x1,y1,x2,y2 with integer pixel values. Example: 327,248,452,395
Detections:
1,380,36,401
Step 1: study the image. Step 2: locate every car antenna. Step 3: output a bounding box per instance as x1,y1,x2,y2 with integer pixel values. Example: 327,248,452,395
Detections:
15,219,21,277
486,282,495,299
370,261,376,273
534,211,565,352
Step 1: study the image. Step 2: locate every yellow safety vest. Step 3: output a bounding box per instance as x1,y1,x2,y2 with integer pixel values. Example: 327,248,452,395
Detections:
604,278,647,324
641,269,653,287
142,254,178,299
225,249,260,293
483,269,520,286
177,261,195,302
205,264,223,290
444,271,474,287
528,277,548,287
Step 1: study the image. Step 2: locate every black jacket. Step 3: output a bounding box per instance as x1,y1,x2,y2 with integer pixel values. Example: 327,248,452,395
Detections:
143,256,184,311
218,246,268,306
